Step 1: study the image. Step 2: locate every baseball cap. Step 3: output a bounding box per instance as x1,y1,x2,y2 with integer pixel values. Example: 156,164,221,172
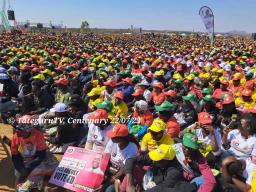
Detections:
149,144,176,161
50,103,68,113
32,74,45,81
222,95,235,105
182,93,198,102
96,100,113,112
132,88,144,96
203,95,214,102
107,123,129,138
148,119,166,132
164,90,177,98
122,77,132,84
242,89,252,97
220,79,229,85
88,109,108,121
183,132,198,150
186,74,195,81
0,73,10,80
114,91,124,100
54,78,69,86
198,112,213,125
155,101,173,112
201,88,212,95
104,79,117,87
152,82,164,89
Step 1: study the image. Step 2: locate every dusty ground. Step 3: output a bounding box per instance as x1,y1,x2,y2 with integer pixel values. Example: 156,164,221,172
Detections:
0,123,15,192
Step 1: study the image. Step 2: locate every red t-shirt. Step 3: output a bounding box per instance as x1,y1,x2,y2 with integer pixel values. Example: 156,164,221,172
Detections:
11,129,47,162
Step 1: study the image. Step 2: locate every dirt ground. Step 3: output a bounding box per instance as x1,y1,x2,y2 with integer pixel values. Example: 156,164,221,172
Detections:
0,123,15,192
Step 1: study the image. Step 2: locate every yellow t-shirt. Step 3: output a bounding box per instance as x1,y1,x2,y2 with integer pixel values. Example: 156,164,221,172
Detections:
141,133,174,152
235,98,256,109
88,98,103,111
251,171,256,192
111,100,128,118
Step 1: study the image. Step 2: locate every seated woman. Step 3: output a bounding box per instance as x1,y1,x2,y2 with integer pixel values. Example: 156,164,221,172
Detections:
11,115,58,191
104,124,139,192
222,114,256,160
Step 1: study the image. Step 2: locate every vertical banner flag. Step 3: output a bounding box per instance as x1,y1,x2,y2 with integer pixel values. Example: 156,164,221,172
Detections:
199,6,214,44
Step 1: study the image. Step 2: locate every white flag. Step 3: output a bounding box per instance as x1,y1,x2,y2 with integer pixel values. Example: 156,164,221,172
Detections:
199,6,214,44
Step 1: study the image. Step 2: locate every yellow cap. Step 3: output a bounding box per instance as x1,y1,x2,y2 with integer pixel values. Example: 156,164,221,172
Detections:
87,87,102,97
32,74,45,81
149,144,176,161
155,70,165,76
186,74,195,81
211,68,218,73
99,71,108,78
98,63,106,68
173,73,183,80
217,69,224,73
89,63,96,68
42,69,53,76
149,119,166,132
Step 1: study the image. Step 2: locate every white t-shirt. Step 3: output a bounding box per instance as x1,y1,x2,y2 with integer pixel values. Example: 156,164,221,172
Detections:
227,129,256,159
243,157,256,185
105,141,138,168
87,123,113,152
195,128,222,155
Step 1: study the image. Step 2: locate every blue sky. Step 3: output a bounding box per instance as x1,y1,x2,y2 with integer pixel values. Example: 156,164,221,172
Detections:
9,0,256,32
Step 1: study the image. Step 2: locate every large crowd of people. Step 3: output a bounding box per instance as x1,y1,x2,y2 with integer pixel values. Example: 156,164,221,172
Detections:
0,31,256,192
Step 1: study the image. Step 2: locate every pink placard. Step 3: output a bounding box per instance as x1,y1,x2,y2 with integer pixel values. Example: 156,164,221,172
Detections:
50,147,110,192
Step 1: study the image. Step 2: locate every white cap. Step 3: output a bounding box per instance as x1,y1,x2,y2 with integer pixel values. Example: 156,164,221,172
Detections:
50,103,68,113
0,67,6,73
244,66,251,72
135,100,148,112
198,62,204,67
0,73,9,80
139,79,150,86
224,65,231,72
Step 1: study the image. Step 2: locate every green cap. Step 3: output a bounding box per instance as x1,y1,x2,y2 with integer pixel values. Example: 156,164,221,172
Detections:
64,66,73,71
203,95,214,102
174,79,183,84
246,72,253,77
155,101,173,112
201,88,212,95
182,93,198,102
191,71,199,76
183,132,198,149
96,100,113,112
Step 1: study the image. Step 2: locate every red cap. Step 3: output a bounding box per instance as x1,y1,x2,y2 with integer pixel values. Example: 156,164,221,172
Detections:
132,88,144,96
56,66,64,71
164,90,177,98
222,96,234,105
104,79,117,87
122,59,128,64
198,112,213,125
107,123,129,138
67,71,76,77
88,109,108,121
242,89,252,97
54,78,69,86
71,64,78,69
133,60,139,65
81,67,88,72
114,91,124,100
152,82,164,89
123,77,132,84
